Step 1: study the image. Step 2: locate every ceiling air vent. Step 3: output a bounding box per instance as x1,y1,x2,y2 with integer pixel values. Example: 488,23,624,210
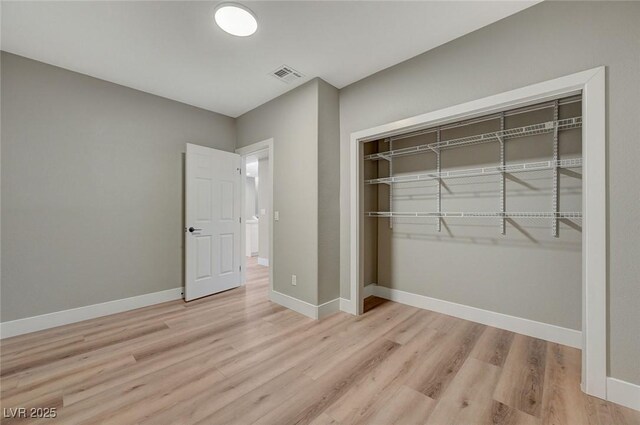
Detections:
270,65,304,84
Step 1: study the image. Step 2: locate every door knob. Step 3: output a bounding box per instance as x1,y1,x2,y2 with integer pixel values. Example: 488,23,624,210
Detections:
188,227,202,233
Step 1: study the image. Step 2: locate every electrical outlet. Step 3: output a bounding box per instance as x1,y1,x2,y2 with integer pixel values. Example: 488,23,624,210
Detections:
291,274,297,286
274,211,279,221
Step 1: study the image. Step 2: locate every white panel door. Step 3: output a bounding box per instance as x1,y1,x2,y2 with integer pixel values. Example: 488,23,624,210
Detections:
185,143,241,301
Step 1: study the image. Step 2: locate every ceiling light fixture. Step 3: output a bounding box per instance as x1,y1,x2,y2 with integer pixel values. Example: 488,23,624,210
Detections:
214,3,258,37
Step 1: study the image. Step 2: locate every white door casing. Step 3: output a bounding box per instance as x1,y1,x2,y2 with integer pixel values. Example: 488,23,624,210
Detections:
236,138,274,293
185,143,241,301
348,67,606,398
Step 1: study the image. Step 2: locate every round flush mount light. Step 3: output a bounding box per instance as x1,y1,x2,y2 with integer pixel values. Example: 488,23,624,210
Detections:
214,3,258,37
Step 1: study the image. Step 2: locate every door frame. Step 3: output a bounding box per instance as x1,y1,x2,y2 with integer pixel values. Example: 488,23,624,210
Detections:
348,67,606,398
236,138,274,294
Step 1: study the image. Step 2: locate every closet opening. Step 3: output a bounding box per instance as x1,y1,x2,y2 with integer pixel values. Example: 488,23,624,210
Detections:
348,67,606,398
361,95,582,322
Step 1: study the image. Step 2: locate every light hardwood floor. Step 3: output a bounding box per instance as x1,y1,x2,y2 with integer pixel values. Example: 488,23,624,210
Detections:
1,257,638,424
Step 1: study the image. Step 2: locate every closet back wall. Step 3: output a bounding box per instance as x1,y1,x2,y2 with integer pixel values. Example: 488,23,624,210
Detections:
364,104,582,331
1,52,236,322
339,1,640,384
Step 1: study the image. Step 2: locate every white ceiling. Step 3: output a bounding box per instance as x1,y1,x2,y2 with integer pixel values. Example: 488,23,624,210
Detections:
1,1,538,118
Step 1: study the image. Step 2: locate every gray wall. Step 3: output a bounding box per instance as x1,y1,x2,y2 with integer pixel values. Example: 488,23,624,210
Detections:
258,157,270,261
236,78,341,305
339,1,640,384
1,52,236,321
317,80,341,304
237,79,320,304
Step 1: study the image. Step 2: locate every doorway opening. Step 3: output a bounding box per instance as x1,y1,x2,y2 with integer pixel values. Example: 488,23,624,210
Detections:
237,139,274,295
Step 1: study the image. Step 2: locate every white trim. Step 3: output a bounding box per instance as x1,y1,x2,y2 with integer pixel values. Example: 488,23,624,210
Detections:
257,257,269,267
607,378,640,411
0,288,183,339
373,286,581,348
339,297,356,315
269,290,317,319
338,285,375,314
581,68,608,397
236,138,274,296
269,290,339,320
317,298,340,319
363,283,376,298
348,67,607,397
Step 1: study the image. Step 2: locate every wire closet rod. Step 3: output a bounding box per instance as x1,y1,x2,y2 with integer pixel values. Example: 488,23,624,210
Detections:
365,95,582,144
365,117,581,161
366,211,582,219
366,158,582,185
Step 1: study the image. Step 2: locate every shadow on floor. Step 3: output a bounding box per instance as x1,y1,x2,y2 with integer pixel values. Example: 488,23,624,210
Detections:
363,296,389,313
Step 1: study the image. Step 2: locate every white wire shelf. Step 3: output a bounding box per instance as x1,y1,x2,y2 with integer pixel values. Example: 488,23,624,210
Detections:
364,117,582,161
366,211,582,219
365,158,582,185
365,95,582,144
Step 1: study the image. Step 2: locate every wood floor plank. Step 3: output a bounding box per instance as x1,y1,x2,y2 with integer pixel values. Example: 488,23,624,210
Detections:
405,320,485,400
192,366,314,425
471,326,516,367
129,309,273,362
540,383,590,425
359,385,435,425
3,326,179,388
63,344,236,407
215,312,350,378
0,354,136,412
302,304,416,380
309,413,342,425
325,326,440,425
540,343,607,425
440,357,503,405
425,354,542,425
250,338,401,425
88,363,227,425
426,398,540,425
543,343,581,390
381,308,436,345
607,402,640,425
582,395,614,425
1,335,85,363
44,348,227,424
0,323,168,378
2,258,638,425
494,334,547,417
137,316,352,425
0,302,185,354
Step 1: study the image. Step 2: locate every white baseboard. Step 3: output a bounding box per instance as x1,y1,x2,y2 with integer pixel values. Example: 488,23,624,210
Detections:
364,283,376,298
269,290,317,319
257,257,269,267
373,285,582,349
318,298,340,319
0,287,184,339
607,377,640,411
269,290,339,320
